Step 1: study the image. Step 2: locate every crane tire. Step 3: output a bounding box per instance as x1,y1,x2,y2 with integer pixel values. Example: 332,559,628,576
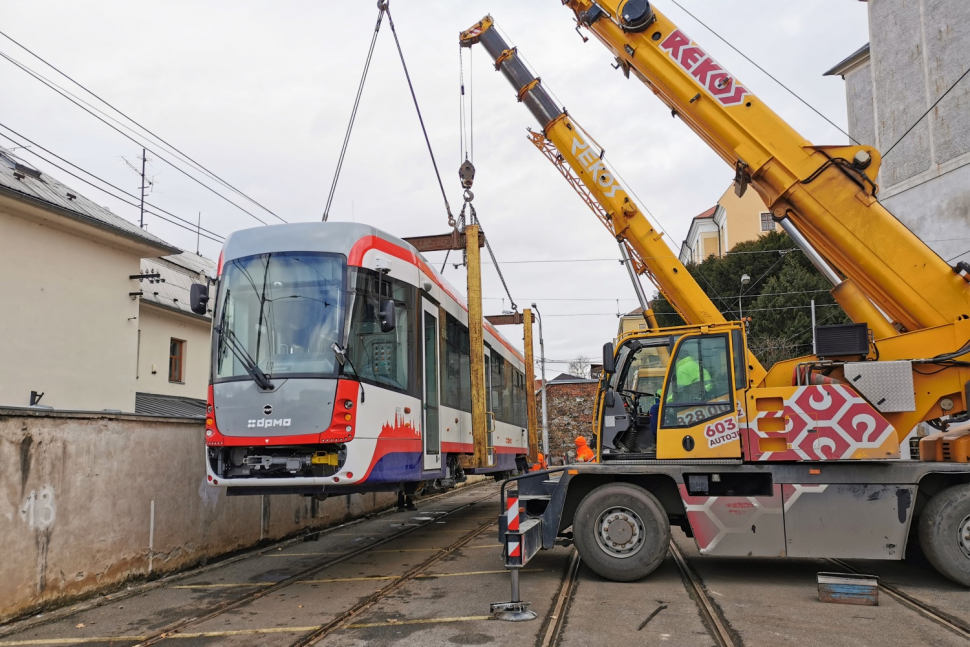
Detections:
918,484,970,587
573,482,669,582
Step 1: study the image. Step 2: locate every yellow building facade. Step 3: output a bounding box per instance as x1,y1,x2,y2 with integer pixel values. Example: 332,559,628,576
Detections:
678,184,780,264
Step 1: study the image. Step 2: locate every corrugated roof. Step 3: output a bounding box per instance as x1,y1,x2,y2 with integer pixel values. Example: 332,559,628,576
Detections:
135,392,206,418
140,252,216,320
0,146,177,252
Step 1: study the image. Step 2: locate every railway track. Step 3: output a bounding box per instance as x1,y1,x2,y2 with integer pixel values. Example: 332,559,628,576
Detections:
828,559,970,641
0,480,493,641
129,487,497,646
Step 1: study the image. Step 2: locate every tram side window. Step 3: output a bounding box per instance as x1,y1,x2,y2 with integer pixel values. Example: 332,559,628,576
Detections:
489,353,504,421
442,314,471,411
512,368,527,427
346,269,414,392
502,358,515,424
661,336,733,428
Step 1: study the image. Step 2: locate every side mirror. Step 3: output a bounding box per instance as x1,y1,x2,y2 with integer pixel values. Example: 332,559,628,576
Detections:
602,341,615,375
190,283,209,315
379,299,397,333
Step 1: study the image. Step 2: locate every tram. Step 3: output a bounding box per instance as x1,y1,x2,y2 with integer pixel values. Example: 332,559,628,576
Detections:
192,222,530,496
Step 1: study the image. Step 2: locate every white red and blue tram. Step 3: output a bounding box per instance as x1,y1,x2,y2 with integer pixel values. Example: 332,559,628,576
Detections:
200,222,529,496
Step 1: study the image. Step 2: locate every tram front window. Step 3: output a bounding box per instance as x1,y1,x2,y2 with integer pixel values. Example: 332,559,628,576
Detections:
215,252,346,380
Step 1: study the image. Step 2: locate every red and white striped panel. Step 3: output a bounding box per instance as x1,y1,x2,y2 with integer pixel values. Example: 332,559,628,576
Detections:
506,495,520,532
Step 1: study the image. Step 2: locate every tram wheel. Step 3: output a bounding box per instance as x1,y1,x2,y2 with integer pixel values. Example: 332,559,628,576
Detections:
573,483,669,582
918,484,970,586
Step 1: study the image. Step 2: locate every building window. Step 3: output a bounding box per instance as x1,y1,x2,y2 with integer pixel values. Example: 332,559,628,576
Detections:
760,212,774,232
169,338,185,383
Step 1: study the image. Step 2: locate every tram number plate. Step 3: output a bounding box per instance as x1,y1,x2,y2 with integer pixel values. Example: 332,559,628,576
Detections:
705,417,739,448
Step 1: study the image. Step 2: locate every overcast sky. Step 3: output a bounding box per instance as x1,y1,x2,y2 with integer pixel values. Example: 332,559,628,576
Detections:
1,1,869,368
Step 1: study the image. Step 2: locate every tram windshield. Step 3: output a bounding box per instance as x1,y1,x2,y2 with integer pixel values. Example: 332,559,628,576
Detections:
214,252,346,381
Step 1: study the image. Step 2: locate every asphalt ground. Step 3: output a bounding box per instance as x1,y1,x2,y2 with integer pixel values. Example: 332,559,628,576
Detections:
2,481,969,646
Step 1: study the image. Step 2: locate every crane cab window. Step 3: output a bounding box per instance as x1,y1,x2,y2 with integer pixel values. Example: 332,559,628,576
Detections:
661,335,733,428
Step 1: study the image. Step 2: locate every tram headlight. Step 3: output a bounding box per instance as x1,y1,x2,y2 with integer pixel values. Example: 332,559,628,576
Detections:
205,429,214,438
343,400,354,409
345,425,352,432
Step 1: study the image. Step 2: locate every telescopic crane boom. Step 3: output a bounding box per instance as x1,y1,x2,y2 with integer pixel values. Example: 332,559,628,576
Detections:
459,16,766,382
562,0,970,336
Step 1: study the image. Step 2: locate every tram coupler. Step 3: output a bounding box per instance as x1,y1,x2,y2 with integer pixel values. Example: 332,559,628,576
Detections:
491,490,540,621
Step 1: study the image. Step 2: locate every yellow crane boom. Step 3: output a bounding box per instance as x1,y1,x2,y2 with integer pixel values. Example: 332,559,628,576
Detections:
460,16,766,383
562,0,970,336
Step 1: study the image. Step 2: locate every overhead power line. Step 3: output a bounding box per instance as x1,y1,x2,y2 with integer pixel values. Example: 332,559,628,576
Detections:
882,65,970,159
0,49,280,227
668,0,856,144
0,29,285,224
0,123,226,241
0,131,224,244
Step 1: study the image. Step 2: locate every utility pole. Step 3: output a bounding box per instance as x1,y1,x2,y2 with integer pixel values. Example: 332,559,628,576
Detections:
139,148,147,228
196,212,202,255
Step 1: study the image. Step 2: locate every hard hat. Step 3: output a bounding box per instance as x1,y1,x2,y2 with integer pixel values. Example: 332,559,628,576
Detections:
575,436,587,445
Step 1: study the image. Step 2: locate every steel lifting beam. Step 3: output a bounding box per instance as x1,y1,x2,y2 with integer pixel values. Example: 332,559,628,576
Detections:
403,231,485,253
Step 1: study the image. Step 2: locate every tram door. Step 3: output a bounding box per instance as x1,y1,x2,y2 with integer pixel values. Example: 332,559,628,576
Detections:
421,303,441,471
484,347,496,466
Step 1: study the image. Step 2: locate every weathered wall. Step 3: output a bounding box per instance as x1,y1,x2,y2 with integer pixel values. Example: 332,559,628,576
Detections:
0,409,397,622
841,0,970,263
137,303,211,400
539,382,598,460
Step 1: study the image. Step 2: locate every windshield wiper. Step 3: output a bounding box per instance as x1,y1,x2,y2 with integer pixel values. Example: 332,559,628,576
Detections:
216,294,274,391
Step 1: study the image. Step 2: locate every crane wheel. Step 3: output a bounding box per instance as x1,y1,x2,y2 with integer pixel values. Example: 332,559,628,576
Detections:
918,484,970,586
573,483,669,582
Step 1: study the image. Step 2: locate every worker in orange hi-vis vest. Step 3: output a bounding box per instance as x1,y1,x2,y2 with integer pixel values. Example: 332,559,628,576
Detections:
530,452,548,472
575,436,595,463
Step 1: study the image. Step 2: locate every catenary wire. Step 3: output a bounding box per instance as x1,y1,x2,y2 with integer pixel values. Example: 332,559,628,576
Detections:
668,0,857,144
322,5,385,221
0,123,225,241
0,49,275,226
0,131,224,244
0,29,284,222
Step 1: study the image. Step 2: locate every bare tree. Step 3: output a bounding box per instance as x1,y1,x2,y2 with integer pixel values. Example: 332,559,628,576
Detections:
568,355,592,379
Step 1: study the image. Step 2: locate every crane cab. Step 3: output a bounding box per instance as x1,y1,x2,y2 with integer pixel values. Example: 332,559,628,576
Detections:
598,322,747,461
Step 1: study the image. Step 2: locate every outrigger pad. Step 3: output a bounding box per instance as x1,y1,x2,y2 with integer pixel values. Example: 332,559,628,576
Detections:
490,601,537,622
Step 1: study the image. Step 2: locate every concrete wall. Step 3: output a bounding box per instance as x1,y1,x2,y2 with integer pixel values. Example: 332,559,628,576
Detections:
137,303,211,400
0,408,397,623
0,204,141,412
843,0,970,263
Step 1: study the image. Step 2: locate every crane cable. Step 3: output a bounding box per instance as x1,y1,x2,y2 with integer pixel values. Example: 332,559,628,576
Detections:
323,1,455,228
322,3,386,221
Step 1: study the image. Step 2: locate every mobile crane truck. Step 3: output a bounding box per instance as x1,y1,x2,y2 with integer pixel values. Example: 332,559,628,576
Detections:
460,2,970,588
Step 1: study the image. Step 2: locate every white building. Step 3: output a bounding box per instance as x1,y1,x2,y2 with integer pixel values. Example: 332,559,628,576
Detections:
0,146,214,414
824,0,970,264
135,253,215,416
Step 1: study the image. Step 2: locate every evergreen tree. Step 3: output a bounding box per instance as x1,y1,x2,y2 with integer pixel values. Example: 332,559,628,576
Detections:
650,232,849,365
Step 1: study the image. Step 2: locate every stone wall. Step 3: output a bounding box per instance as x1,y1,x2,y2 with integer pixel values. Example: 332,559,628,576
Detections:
0,408,399,622
538,382,598,461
